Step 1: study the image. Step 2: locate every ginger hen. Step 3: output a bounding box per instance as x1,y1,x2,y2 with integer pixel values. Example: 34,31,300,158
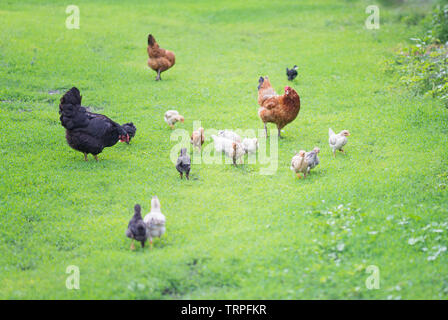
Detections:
147,34,175,81
257,76,301,138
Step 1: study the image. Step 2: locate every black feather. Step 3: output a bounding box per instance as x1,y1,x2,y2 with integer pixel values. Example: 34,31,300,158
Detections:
122,122,137,140
286,65,298,81
257,76,264,90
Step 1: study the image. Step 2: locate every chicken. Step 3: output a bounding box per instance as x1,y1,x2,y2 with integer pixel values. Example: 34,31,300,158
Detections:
290,150,308,178
329,128,350,157
211,135,245,165
126,204,148,250
286,65,298,81
176,148,191,180
305,147,320,174
143,196,166,249
147,34,175,81
164,110,184,129
242,138,258,154
59,87,136,161
218,130,241,142
257,76,301,138
191,127,205,151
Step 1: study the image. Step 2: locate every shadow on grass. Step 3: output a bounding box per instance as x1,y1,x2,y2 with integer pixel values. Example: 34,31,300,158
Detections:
60,156,131,171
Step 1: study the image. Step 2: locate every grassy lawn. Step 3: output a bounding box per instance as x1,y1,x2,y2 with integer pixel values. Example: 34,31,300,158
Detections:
1,0,447,299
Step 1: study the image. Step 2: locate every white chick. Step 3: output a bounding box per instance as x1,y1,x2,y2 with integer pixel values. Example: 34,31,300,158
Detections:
329,128,350,157
290,150,308,178
164,110,184,129
143,196,166,249
218,130,241,142
242,138,258,154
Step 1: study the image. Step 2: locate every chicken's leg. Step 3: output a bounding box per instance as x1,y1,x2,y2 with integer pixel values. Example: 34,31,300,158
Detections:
333,150,336,158
150,239,153,250
130,240,135,251
264,123,268,137
186,172,190,180
93,155,99,162
296,173,302,179
84,153,88,161
180,172,183,179
278,128,282,139
156,69,161,81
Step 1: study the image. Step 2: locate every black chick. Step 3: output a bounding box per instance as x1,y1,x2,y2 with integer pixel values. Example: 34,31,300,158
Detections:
176,147,191,180
59,87,136,161
126,204,148,250
286,65,298,81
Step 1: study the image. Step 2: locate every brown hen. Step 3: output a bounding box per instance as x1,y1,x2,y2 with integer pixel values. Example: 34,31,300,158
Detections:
147,34,175,81
257,76,300,138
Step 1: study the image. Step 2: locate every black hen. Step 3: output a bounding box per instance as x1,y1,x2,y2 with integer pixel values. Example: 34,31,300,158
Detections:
59,87,136,161
126,204,148,250
286,65,298,81
176,148,191,180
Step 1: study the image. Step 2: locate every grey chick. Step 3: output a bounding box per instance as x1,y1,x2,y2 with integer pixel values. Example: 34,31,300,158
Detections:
126,204,148,250
176,147,191,180
305,147,320,174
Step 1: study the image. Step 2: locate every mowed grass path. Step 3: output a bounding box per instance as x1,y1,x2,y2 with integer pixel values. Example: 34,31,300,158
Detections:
1,0,447,299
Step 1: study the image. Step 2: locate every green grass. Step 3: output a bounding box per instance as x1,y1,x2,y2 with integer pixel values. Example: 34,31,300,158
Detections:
1,0,448,299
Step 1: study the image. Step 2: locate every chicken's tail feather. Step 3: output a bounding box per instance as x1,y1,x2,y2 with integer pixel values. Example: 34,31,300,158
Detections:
60,87,81,107
59,87,86,130
151,196,161,210
148,34,156,46
329,128,335,136
134,204,141,215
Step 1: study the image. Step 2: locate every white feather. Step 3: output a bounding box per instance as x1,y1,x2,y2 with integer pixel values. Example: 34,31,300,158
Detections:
144,196,166,241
